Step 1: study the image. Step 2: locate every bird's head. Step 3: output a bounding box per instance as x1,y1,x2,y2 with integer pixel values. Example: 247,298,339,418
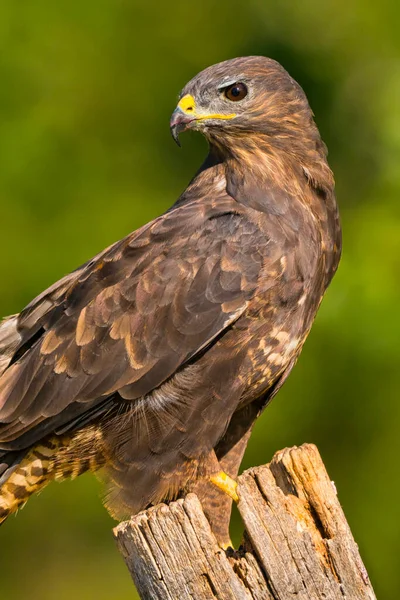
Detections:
170,56,323,161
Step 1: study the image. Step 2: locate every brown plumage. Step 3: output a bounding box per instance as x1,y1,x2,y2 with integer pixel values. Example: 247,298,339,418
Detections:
0,56,341,546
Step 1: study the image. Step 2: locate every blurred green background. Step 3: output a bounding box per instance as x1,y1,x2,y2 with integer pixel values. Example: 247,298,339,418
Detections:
0,1,399,598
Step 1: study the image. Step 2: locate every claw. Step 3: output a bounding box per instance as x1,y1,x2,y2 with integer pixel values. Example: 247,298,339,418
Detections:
220,538,235,551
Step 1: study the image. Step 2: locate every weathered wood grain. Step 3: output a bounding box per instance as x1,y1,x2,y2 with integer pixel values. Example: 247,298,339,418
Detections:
114,444,376,600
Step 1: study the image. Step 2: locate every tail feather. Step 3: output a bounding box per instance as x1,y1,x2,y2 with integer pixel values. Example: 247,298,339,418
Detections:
0,427,105,525
0,450,26,487
0,444,56,525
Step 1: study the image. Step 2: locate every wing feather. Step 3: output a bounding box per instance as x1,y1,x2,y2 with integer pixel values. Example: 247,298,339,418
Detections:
0,199,266,450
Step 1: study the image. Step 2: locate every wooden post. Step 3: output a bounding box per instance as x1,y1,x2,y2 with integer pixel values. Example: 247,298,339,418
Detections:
114,444,376,600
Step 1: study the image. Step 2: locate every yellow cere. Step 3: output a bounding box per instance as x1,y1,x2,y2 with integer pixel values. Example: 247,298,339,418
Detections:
178,94,196,113
177,94,236,121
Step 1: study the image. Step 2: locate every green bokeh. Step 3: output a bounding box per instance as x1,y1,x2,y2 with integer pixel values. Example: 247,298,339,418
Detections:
0,1,399,598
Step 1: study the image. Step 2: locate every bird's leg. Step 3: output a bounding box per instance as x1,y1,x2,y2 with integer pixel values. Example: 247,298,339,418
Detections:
209,471,239,503
189,408,261,549
208,469,238,550
188,450,241,549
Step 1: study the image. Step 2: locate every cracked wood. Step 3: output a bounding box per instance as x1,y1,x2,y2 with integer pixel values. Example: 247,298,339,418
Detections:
114,444,376,600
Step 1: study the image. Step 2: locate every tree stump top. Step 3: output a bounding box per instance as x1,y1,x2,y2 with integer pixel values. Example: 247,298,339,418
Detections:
114,444,376,600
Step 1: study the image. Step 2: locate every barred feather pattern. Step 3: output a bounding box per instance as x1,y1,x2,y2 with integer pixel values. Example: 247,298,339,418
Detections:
0,426,105,524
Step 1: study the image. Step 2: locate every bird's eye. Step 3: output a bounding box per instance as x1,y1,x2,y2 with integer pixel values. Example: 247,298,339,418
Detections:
224,82,248,102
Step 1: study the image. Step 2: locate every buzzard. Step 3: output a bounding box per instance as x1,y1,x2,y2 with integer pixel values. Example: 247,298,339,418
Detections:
0,56,341,547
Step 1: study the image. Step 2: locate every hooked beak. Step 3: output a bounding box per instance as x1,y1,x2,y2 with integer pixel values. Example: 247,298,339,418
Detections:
169,107,195,147
170,93,236,146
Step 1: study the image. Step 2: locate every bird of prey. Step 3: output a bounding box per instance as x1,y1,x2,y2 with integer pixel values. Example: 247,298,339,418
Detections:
0,56,341,547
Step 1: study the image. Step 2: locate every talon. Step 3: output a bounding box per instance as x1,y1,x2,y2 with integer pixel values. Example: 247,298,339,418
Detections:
209,471,239,503
220,538,235,551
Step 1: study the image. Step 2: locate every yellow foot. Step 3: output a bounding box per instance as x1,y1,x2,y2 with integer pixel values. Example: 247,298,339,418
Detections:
209,471,239,503
220,538,235,551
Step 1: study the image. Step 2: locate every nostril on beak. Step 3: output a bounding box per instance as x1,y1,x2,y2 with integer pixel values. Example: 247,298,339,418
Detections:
178,94,196,114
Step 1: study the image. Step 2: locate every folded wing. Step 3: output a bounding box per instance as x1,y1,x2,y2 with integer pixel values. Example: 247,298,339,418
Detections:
0,199,267,451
